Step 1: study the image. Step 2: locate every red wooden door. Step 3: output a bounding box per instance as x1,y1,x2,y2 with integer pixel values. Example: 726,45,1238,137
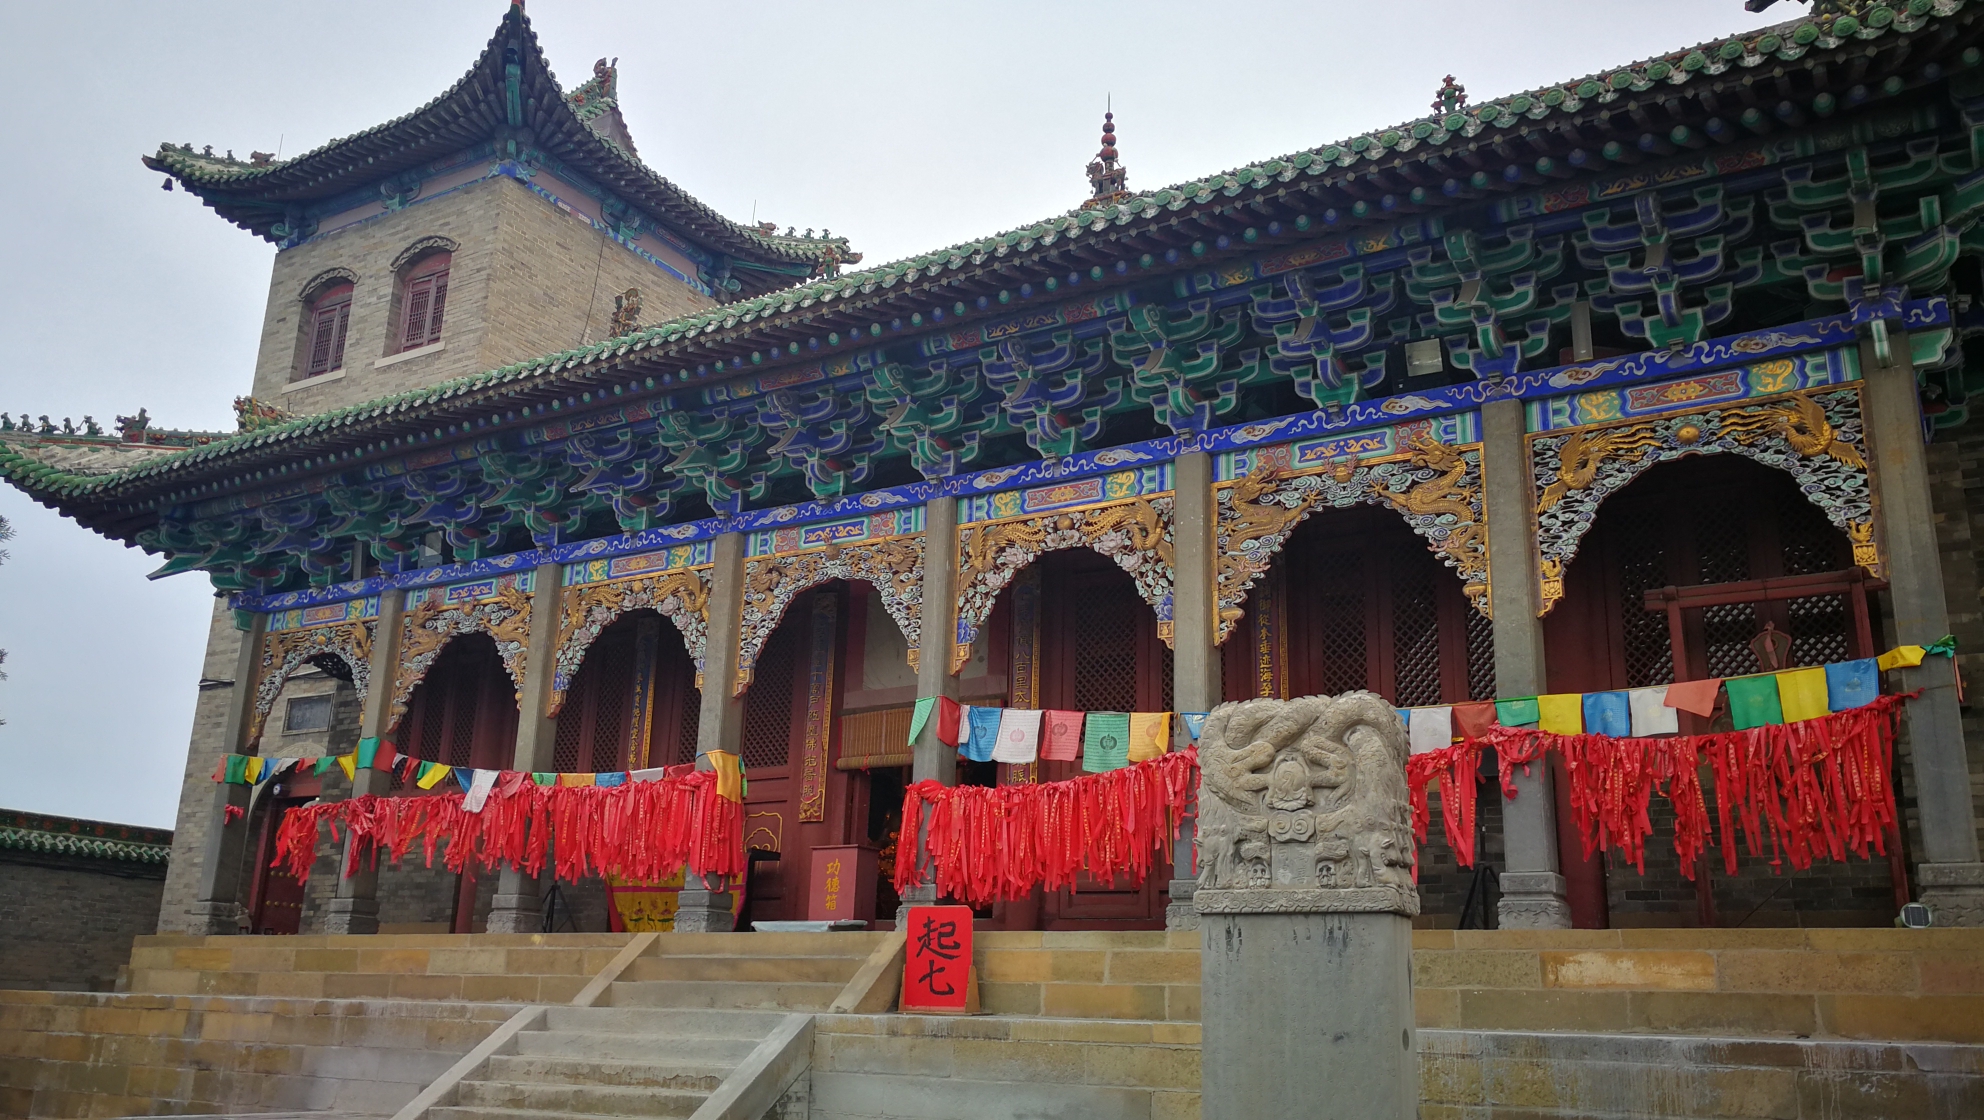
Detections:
1037,552,1172,928
249,795,311,934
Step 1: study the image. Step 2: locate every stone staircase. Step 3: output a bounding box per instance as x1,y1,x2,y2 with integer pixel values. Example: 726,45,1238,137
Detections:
433,1007,786,1120
418,933,882,1120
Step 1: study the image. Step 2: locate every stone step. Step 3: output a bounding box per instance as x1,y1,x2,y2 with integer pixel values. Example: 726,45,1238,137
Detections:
453,1079,707,1118
648,932,885,956
481,1053,730,1091
429,1107,676,1120
511,1031,762,1065
541,1006,789,1036
605,979,844,1011
620,953,865,984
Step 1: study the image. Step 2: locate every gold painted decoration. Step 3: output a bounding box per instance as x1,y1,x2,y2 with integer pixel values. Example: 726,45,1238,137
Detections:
249,620,374,745
389,583,532,729
1527,385,1880,617
1212,437,1491,643
952,495,1176,674
551,567,712,715
735,535,922,696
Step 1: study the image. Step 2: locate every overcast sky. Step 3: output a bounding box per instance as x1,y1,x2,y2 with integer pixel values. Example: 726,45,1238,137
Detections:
0,0,1772,827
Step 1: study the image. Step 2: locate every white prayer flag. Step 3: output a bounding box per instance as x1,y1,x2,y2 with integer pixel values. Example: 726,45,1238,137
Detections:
992,709,1043,764
1409,706,1454,755
628,767,670,783
956,705,974,747
1628,687,1679,736
463,769,499,813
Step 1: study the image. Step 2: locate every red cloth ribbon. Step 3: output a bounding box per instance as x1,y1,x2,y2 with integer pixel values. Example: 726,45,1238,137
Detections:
894,748,1196,907
270,768,743,885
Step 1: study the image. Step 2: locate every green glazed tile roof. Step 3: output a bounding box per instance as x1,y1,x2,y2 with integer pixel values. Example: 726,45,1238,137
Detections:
16,0,1971,515
0,810,171,865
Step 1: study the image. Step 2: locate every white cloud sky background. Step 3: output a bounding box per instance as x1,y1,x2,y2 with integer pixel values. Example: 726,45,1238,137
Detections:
0,0,1776,827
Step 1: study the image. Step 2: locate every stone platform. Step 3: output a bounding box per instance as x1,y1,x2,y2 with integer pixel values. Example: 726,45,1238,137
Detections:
2,927,1981,1119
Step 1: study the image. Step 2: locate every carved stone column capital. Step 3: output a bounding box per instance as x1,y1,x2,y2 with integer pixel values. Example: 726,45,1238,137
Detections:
1918,862,1984,927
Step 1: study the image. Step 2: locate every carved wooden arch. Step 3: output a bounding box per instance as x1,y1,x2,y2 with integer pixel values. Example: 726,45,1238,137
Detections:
1213,438,1491,644
952,496,1175,674
1529,385,1879,617
551,567,713,715
249,620,373,746
390,235,458,274
389,585,532,731
734,536,924,696
296,267,358,303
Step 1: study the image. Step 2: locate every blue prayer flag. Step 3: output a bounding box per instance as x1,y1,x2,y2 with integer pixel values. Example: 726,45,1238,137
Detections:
1582,691,1632,738
1825,658,1880,711
963,706,1004,763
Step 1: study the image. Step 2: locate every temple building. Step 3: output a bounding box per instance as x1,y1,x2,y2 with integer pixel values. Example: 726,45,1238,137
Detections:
6,0,1984,940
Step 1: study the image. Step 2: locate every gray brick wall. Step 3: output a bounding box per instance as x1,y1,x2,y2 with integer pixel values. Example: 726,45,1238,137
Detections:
155,600,242,934
1925,409,1984,858
0,854,163,990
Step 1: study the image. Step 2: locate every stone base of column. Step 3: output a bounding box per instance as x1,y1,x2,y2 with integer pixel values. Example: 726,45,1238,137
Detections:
1200,909,1415,1120
1165,879,1200,932
321,897,380,935
893,884,937,925
484,893,542,934
675,888,736,932
1496,871,1572,929
1919,862,1984,927
184,901,243,936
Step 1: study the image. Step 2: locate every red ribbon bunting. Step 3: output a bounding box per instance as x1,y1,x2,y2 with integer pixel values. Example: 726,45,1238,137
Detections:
894,748,1197,907
270,769,743,886
1405,695,1907,880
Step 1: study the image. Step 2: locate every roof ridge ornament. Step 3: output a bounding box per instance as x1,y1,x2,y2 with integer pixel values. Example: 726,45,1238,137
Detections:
1083,107,1130,210
1433,75,1468,116
1743,0,1874,16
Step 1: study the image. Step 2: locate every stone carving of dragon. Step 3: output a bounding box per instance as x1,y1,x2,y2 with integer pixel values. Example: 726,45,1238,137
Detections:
1197,692,1415,895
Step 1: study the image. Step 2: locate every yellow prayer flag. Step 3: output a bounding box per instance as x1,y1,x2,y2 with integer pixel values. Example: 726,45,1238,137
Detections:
1775,667,1831,724
1536,694,1585,735
416,763,453,790
1878,645,1926,671
706,750,744,803
242,756,266,784
1127,712,1171,762
336,753,357,781
559,772,597,788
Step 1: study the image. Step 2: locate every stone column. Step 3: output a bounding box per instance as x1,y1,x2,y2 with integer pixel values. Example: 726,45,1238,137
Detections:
1862,333,1984,925
1196,696,1416,1120
1168,450,1220,930
322,591,408,935
898,497,962,917
677,531,748,932
185,610,266,935
1482,396,1572,928
484,561,567,934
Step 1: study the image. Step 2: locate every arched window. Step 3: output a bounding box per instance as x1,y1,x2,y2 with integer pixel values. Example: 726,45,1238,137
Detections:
302,282,352,377
397,251,450,351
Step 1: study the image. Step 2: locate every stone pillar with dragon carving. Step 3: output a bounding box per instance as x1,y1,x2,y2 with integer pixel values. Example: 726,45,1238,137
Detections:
1863,331,1984,925
1196,694,1417,1120
323,591,405,934
186,611,267,935
484,561,566,934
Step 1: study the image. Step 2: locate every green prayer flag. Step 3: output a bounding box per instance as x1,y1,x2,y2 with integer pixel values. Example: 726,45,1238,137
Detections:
355,736,380,769
532,772,555,786
1082,712,1131,773
223,754,251,784
907,696,937,747
313,756,336,776
1725,675,1785,730
1495,697,1540,728
1924,634,1959,658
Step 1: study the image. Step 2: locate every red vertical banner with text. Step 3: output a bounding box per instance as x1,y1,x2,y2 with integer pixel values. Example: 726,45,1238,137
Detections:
901,905,974,1013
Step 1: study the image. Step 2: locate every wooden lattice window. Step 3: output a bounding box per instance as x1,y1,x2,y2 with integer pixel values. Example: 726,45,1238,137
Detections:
401,636,517,774
398,254,450,351
303,283,352,377
741,615,801,771
1279,508,1479,706
553,626,636,772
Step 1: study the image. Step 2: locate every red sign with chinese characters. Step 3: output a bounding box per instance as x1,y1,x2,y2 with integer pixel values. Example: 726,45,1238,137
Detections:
807,845,877,922
901,905,973,1013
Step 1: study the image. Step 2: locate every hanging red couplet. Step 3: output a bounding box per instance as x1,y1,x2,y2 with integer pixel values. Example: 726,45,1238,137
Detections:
901,905,973,1013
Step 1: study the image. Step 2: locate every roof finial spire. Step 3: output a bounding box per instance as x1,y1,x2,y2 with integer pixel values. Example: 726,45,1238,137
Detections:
1084,101,1129,208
